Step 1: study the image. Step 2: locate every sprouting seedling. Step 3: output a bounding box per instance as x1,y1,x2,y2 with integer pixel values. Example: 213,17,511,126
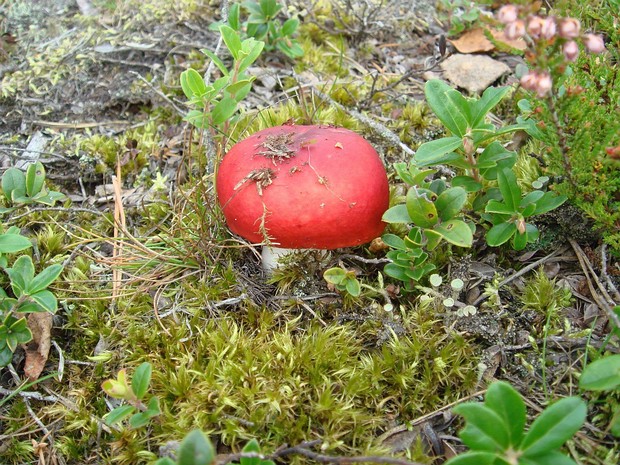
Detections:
101,362,161,429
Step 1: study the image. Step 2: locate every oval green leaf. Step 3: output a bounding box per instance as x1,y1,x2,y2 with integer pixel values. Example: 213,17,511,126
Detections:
406,189,438,228
579,354,620,391
521,397,587,457
433,219,473,247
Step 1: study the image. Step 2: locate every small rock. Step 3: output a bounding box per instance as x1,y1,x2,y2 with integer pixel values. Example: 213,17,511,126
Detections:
440,54,510,93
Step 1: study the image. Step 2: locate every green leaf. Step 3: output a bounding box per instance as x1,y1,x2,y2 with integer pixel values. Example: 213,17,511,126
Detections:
131,362,152,400
384,263,410,282
520,191,545,209
220,25,242,60
485,200,515,215
486,222,516,247
1,168,26,202
227,3,241,30
146,396,161,415
521,397,587,457
452,176,482,193
226,79,255,98
477,142,516,170
155,459,177,465
470,86,510,128
180,69,208,99
435,187,467,221
519,450,578,465
0,233,31,254
281,18,299,36
381,233,406,250
31,190,65,206
238,39,265,73
444,451,499,465
497,168,521,211
484,381,526,446
0,344,13,367
259,0,281,17
177,430,215,465
25,162,46,197
579,355,620,391
201,50,229,77
104,405,136,425
6,255,35,295
211,96,238,125
185,110,210,129
433,219,473,247
414,137,463,167
532,192,567,216
453,402,511,451
27,264,63,294
425,80,471,137
241,439,262,465
611,410,620,437
129,411,152,429
512,229,529,251
345,278,361,297
30,290,58,313
382,205,411,224
406,189,438,228
323,268,347,285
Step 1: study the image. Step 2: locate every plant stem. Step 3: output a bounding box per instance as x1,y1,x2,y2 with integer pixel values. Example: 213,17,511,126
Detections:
545,94,577,190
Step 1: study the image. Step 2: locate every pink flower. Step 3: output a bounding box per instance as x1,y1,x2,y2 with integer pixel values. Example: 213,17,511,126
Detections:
497,5,519,24
520,71,553,97
584,34,605,53
563,40,579,61
540,17,557,40
558,18,580,39
527,16,545,38
535,73,553,97
520,72,538,91
505,19,526,40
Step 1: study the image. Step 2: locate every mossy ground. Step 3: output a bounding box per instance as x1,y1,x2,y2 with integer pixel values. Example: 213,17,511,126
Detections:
0,0,619,464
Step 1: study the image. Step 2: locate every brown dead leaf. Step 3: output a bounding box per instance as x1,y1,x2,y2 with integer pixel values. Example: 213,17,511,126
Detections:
449,27,526,54
490,28,527,51
24,312,52,381
449,28,495,54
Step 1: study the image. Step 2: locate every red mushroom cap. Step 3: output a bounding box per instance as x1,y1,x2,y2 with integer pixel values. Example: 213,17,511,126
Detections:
216,125,389,249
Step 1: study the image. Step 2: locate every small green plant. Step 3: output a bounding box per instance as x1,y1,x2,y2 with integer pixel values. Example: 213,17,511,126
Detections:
0,229,63,366
379,79,566,290
580,313,620,437
180,25,264,131
155,431,274,465
323,267,395,310
437,0,484,36
1,161,66,212
446,381,587,465
101,362,162,428
211,0,303,59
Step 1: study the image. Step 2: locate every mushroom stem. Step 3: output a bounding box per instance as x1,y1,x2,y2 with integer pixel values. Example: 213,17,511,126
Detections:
261,246,296,273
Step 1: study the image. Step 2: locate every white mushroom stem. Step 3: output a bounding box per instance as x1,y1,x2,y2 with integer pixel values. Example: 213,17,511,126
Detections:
261,246,297,273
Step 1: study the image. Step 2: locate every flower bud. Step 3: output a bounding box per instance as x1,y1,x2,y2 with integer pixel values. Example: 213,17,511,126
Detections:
563,40,579,61
558,18,580,39
535,72,553,97
497,5,519,24
527,16,544,38
505,19,526,40
584,34,605,53
520,71,538,91
540,17,557,40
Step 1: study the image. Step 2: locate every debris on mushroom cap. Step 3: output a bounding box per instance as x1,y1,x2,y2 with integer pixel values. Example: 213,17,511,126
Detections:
216,124,390,249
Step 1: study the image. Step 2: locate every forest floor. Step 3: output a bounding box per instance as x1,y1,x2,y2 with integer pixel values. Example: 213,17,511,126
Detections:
0,1,619,464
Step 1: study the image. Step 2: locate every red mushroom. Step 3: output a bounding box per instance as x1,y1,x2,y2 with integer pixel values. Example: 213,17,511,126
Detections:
216,124,389,270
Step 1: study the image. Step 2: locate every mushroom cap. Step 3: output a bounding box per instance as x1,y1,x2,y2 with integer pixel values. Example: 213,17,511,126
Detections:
216,125,389,249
